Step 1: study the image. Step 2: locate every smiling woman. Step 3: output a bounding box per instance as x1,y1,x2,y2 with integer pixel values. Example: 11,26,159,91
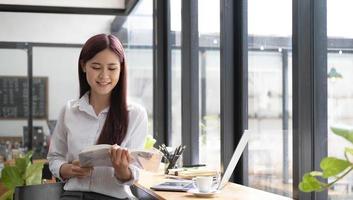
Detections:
82,48,121,104
47,34,149,200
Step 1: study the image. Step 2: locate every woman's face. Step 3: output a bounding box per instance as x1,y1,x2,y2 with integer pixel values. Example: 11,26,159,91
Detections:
82,48,121,98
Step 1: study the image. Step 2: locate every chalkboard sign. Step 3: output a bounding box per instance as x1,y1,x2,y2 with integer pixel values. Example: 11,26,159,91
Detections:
0,76,48,119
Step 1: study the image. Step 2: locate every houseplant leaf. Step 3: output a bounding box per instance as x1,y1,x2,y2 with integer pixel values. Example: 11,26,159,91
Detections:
331,126,353,144
299,173,326,192
0,189,14,200
345,147,353,156
0,166,23,189
0,150,43,200
320,157,351,178
15,157,30,178
12,151,32,181
25,162,43,185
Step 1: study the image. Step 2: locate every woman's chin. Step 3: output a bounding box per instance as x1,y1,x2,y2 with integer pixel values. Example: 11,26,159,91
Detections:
91,88,113,97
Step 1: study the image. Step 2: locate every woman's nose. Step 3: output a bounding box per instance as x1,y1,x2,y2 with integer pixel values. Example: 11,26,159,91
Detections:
99,68,109,78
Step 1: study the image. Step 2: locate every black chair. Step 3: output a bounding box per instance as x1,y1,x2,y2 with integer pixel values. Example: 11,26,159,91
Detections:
14,182,64,200
130,185,158,200
14,183,157,200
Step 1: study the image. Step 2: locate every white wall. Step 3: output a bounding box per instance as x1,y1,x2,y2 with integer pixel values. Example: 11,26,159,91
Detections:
33,47,80,120
0,47,80,136
0,0,125,9
0,12,114,44
0,12,115,137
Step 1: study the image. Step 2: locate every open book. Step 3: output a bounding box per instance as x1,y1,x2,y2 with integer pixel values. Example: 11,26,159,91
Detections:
78,144,162,172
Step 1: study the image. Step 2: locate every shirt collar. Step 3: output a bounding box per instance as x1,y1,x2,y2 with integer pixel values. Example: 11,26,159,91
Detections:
74,92,109,117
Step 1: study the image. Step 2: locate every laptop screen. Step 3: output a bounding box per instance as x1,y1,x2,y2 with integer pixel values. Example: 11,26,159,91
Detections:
150,130,250,192
218,130,250,190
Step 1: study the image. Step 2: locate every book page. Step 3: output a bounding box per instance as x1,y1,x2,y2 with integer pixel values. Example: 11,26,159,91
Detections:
78,144,162,172
79,144,112,167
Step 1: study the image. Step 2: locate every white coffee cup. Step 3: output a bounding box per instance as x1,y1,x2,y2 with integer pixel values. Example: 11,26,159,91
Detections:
193,176,214,193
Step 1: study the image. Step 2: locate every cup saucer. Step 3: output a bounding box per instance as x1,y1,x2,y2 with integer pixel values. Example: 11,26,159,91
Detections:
187,188,220,197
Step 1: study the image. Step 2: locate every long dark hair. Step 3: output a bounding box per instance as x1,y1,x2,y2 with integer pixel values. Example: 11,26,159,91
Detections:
78,34,128,145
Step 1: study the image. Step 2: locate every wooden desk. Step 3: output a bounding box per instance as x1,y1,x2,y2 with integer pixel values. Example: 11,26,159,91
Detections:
135,171,293,200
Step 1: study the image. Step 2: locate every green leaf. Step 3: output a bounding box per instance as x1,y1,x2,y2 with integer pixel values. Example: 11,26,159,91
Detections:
24,151,33,161
345,147,353,156
331,126,353,144
0,189,14,200
320,157,351,178
25,163,43,185
299,173,325,192
0,166,23,189
309,171,323,177
15,157,30,178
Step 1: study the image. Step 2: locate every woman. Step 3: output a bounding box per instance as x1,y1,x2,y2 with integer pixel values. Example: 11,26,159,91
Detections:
47,34,148,200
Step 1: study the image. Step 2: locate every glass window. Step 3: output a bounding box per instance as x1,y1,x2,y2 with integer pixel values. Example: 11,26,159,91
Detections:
327,1,353,199
119,0,154,134
198,0,221,170
0,0,153,160
248,0,292,197
169,0,220,169
170,0,182,148
0,49,27,161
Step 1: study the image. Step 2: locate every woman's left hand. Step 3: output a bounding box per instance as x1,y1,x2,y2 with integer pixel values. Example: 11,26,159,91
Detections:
110,144,132,182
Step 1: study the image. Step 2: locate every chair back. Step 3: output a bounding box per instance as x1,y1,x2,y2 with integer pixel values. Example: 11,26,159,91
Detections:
14,182,64,200
14,183,157,200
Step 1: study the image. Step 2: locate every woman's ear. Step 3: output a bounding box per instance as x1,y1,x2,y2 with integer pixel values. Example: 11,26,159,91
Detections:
80,61,86,73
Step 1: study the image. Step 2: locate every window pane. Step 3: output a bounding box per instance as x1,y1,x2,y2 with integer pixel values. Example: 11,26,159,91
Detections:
248,0,293,197
170,0,182,148
328,1,353,199
0,49,27,161
0,0,153,160
199,0,221,170
122,0,154,135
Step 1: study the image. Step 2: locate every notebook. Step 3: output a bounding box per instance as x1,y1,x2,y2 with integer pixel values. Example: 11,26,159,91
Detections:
150,130,250,192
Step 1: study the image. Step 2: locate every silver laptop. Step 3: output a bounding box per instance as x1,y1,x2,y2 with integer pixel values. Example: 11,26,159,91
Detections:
151,130,250,191
217,130,249,189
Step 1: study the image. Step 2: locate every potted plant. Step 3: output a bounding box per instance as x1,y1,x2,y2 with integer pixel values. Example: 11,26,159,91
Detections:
299,126,353,192
0,151,44,200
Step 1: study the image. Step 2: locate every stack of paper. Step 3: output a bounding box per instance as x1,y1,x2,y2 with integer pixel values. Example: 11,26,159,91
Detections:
168,168,218,179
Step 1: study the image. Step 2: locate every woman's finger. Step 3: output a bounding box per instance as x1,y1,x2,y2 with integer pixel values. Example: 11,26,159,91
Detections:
110,145,120,162
122,150,130,165
72,165,91,177
72,160,80,166
115,148,123,164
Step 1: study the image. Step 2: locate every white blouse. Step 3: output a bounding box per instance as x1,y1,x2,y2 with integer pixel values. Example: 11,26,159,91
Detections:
47,93,148,199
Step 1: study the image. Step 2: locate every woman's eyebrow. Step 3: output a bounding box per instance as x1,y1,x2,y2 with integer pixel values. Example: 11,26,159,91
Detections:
91,62,102,66
108,63,120,66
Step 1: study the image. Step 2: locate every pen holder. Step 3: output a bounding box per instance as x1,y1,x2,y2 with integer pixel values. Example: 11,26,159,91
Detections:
159,144,186,174
164,155,180,174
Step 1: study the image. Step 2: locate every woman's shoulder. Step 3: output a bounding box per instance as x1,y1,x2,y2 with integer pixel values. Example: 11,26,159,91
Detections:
59,98,81,113
127,102,147,118
65,98,81,109
127,102,146,113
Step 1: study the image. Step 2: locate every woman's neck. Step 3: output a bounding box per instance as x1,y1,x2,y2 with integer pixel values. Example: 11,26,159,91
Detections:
89,92,110,115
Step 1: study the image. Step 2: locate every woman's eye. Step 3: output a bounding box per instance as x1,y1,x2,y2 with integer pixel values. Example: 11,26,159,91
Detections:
91,66,100,70
109,68,117,71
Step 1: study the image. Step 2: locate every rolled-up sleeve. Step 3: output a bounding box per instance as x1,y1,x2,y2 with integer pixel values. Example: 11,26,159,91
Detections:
47,106,68,181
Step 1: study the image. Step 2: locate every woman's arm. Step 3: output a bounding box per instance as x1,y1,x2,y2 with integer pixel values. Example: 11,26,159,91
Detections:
111,104,148,183
60,160,92,180
47,105,92,180
110,145,132,182
47,106,69,181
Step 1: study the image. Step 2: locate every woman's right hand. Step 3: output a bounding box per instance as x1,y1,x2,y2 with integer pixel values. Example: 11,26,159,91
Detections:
59,160,92,180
